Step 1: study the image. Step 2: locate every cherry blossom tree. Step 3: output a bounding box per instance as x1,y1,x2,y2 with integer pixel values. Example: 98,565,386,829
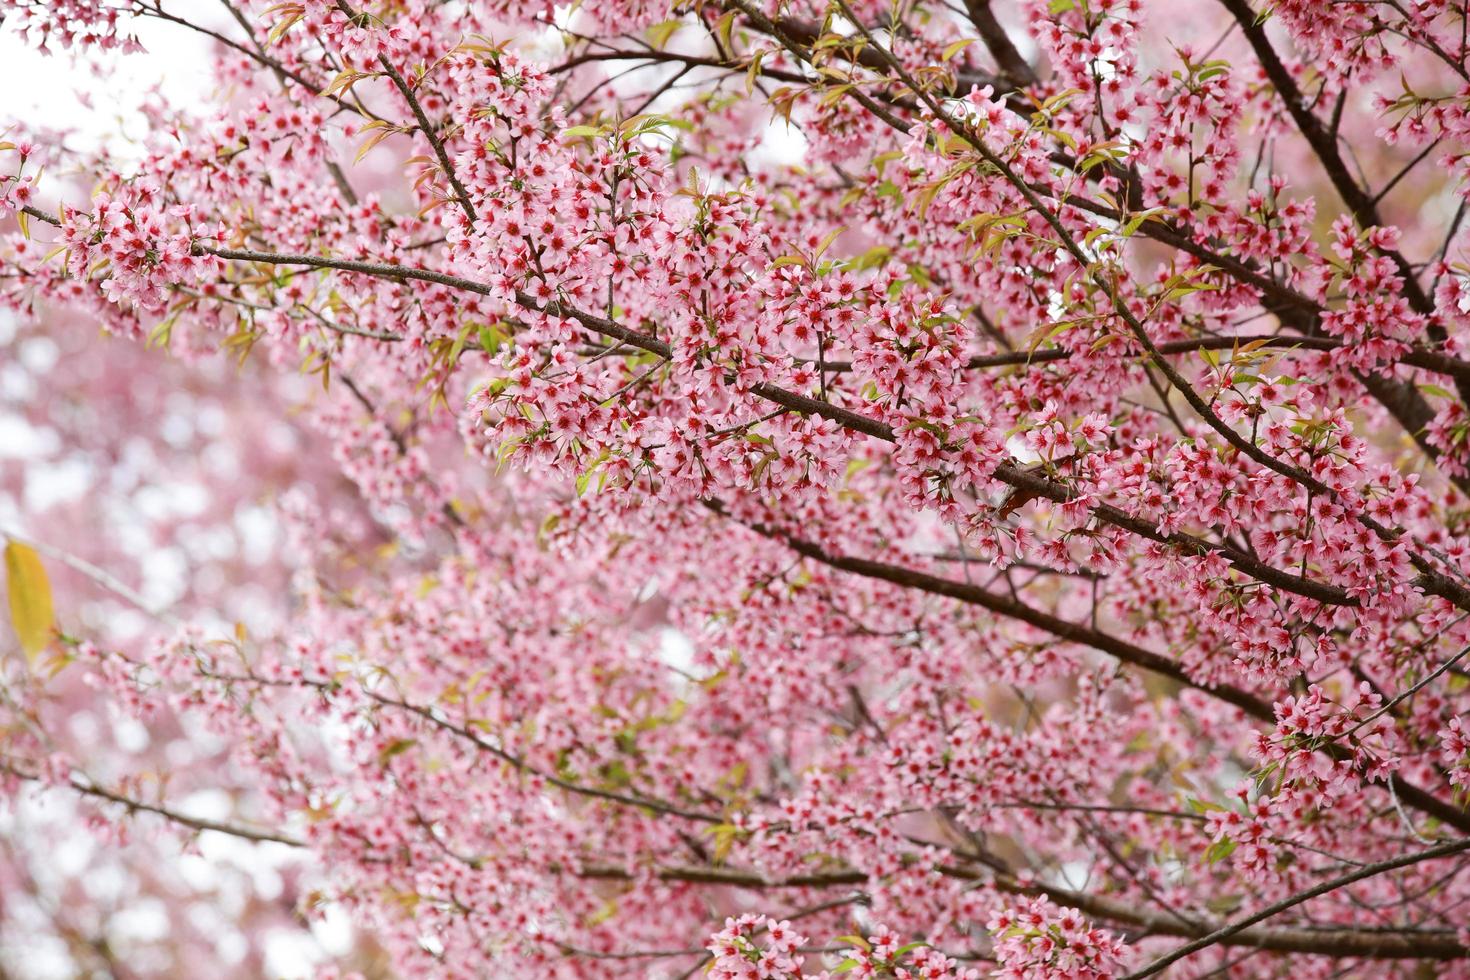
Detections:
4,0,1470,976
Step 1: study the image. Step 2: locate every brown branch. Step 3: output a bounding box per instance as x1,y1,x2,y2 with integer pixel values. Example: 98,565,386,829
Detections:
1217,0,1429,309
828,0,1470,615
333,0,476,223
1,762,304,847
705,497,1278,721
703,499,1470,836
717,0,1469,492
575,859,1470,960
817,333,1470,382
182,240,1386,613
203,668,724,826
1122,835,1470,976
961,0,1037,87
135,0,381,124
1216,0,1470,419
17,219,1452,834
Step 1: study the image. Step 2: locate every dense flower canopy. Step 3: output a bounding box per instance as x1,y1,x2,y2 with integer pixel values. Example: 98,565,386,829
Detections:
4,0,1470,976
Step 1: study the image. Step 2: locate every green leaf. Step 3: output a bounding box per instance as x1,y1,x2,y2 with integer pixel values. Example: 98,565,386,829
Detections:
714,9,737,50
848,245,891,271
1205,837,1238,864
941,37,977,61
379,738,417,763
645,18,683,50
1184,795,1225,814
353,123,396,163
586,898,619,926
1120,208,1163,237
477,322,507,356
148,314,177,350
1206,893,1245,915
1029,318,1081,353
813,225,846,260
4,541,54,664
704,822,744,863
746,51,765,95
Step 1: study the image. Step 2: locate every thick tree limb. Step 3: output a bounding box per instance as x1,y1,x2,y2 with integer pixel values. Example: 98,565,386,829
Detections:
961,0,1037,87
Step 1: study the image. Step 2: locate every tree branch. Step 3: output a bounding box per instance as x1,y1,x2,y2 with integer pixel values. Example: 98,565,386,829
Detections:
1122,835,1470,976
1,762,303,847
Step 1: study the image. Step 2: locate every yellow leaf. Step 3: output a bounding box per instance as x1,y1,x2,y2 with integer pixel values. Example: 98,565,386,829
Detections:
4,541,54,663
941,37,977,61
645,18,682,50
321,69,369,100
354,126,395,164
585,898,619,926
813,225,846,260
746,51,765,95
266,6,304,45
715,9,737,50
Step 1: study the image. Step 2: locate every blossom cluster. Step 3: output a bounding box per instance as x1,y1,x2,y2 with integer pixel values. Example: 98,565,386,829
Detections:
2,0,1470,976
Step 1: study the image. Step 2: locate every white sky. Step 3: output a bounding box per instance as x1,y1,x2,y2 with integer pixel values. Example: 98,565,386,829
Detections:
0,13,219,157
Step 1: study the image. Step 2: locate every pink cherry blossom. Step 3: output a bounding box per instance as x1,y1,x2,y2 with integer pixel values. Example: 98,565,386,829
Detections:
2,0,1470,976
